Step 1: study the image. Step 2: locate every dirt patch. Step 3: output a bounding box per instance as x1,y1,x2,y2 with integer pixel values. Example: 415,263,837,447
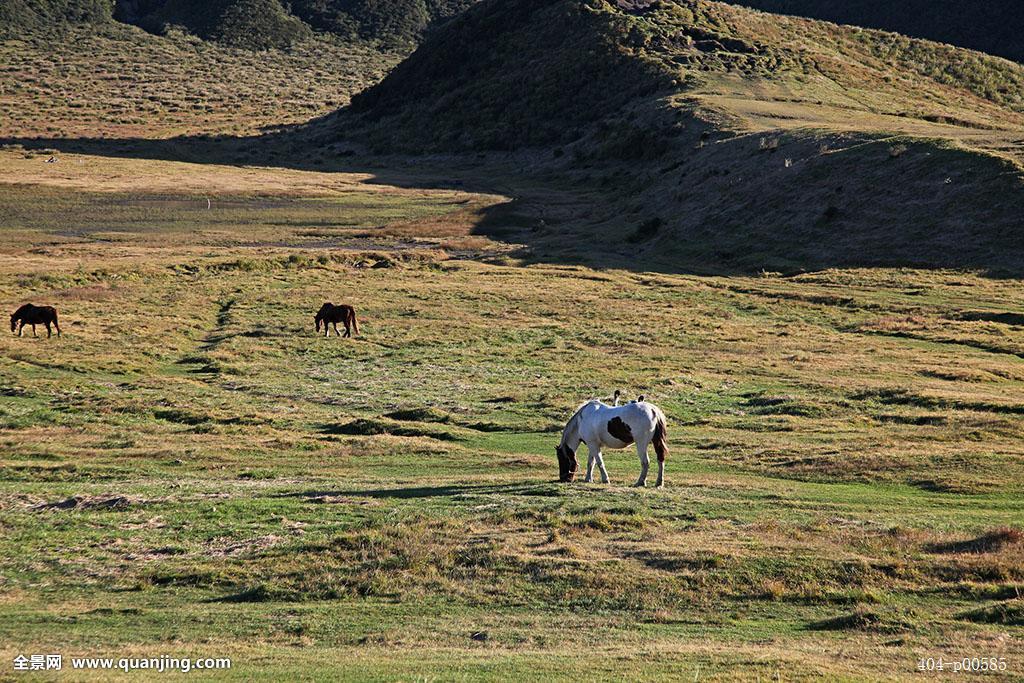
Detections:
385,407,452,424
959,600,1024,626
874,413,948,426
953,311,1024,326
308,495,382,506
742,392,832,418
809,607,918,634
208,534,285,558
926,527,1024,554
321,418,460,441
32,495,133,511
48,283,122,301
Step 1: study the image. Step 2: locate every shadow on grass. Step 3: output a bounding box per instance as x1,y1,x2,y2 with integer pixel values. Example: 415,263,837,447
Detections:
276,481,563,500
6,121,1024,278
925,527,1023,554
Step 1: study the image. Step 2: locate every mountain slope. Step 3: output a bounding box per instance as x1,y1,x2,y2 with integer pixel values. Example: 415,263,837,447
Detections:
120,0,311,48
721,0,1024,64
117,0,478,47
349,0,673,150
347,0,1024,153
1,0,478,48
0,0,113,33
336,0,1024,274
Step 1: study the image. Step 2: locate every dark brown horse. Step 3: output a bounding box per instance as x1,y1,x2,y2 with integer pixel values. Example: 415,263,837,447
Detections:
315,302,359,338
11,304,61,338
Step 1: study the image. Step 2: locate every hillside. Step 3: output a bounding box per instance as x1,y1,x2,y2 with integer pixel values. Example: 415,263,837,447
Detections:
0,0,113,33
339,0,1024,275
119,0,478,48
0,23,401,139
1,0,478,48
722,0,1024,64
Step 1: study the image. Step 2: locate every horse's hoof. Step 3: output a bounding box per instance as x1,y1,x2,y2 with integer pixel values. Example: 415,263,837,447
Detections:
633,482,646,488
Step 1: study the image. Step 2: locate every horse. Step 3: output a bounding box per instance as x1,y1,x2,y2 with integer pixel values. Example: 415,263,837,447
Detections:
315,302,359,338
10,304,61,338
555,395,669,487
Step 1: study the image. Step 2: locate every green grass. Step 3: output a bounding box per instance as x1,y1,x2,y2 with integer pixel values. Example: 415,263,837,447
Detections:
1,160,1023,679
2,2,1024,677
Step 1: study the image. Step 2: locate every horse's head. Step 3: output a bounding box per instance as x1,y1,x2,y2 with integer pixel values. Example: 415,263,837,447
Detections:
10,310,19,332
315,303,332,331
555,445,578,483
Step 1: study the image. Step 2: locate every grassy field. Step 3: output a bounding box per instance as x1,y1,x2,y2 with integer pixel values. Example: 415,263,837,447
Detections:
3,1,1024,678
0,146,1023,680
0,23,402,139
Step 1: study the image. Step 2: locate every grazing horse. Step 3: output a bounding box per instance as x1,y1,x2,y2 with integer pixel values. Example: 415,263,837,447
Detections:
315,302,359,338
555,396,669,487
10,304,61,338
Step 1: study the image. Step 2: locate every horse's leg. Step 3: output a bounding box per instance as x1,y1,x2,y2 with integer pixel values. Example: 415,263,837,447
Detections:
54,320,60,337
17,321,24,337
45,322,52,338
342,319,351,337
31,324,37,337
583,443,596,483
634,440,650,487
595,447,610,484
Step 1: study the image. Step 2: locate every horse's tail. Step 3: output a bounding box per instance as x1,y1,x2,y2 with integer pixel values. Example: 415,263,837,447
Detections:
50,308,60,336
652,409,668,463
349,307,359,335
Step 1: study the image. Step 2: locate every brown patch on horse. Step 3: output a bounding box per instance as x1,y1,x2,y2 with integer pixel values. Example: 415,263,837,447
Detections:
556,446,578,482
607,417,634,445
652,416,668,463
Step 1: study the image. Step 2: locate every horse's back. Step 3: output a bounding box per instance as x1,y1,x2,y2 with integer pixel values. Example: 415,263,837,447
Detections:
321,303,353,317
14,304,56,321
577,400,658,449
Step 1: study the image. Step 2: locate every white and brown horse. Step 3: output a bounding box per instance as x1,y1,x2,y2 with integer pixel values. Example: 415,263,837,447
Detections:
556,396,669,487
10,304,61,338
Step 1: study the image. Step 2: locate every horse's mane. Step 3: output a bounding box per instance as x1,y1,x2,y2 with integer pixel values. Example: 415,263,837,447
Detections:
568,399,603,422
561,399,604,443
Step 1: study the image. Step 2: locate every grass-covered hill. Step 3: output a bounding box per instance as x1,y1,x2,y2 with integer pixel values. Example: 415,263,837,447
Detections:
119,0,478,48
119,0,312,49
0,0,113,32
339,0,1024,275
0,22,401,138
347,0,1024,152
721,0,1024,64
1,0,478,48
